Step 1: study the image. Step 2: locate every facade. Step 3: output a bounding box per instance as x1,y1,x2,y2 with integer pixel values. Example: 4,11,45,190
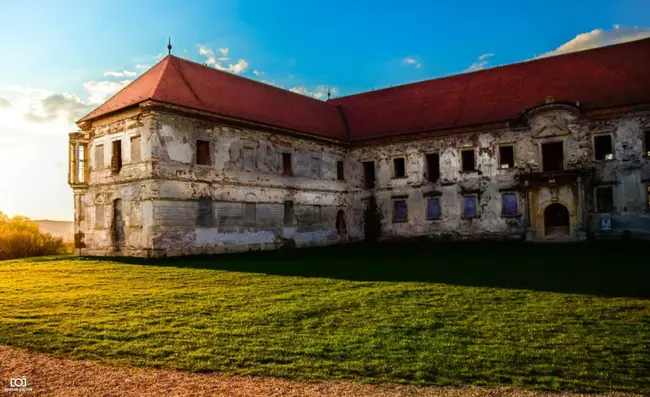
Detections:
69,38,650,257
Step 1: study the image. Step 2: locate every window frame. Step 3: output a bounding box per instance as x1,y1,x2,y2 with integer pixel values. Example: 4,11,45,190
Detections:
460,148,476,172
362,160,376,189
94,144,104,171
426,197,441,220
540,140,565,172
283,200,294,226
392,199,408,223
111,139,122,174
594,185,615,213
497,144,515,169
244,202,257,225
282,152,293,176
501,191,519,217
424,152,440,182
462,194,479,219
195,139,211,166
392,157,406,179
311,157,321,178
643,130,650,157
592,133,614,161
130,135,142,164
196,197,214,227
336,160,344,181
242,146,255,171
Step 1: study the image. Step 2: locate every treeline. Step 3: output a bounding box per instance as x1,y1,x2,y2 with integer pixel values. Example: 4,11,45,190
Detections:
0,212,66,260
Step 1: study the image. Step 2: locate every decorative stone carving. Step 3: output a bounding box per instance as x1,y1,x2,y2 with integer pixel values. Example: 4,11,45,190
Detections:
525,104,581,139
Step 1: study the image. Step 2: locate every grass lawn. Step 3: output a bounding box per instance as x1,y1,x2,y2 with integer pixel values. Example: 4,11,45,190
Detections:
0,241,649,393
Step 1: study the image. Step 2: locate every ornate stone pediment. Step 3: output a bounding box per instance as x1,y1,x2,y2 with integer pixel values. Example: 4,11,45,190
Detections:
525,104,581,139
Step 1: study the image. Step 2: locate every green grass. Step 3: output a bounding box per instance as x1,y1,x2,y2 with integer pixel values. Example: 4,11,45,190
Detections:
0,241,649,393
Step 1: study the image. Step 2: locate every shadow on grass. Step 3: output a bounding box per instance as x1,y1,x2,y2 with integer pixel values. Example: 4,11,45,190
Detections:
96,240,650,299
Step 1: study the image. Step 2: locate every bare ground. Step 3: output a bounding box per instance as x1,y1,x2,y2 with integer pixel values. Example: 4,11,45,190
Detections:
0,345,642,397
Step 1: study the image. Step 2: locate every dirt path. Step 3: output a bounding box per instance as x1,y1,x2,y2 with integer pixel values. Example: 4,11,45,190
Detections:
0,345,642,397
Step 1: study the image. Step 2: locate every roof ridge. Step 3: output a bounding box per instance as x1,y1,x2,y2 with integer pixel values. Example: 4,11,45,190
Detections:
156,56,206,108
150,56,173,98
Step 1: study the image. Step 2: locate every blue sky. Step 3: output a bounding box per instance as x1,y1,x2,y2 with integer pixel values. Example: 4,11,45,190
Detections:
0,0,648,220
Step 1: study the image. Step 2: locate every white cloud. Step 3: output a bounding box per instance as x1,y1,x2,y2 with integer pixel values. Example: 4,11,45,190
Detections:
0,97,10,108
253,70,263,76
289,85,338,100
465,53,495,72
537,25,650,58
198,45,249,74
219,48,229,56
83,80,132,105
135,64,151,70
24,93,91,124
104,70,137,77
403,57,422,68
154,53,164,60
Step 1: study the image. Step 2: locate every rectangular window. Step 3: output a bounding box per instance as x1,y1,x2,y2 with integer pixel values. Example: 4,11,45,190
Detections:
196,140,210,165
425,153,440,182
499,145,514,169
111,140,122,173
461,149,475,172
644,130,650,157
282,153,292,176
130,136,141,163
77,145,86,183
313,205,322,223
426,198,441,220
244,202,256,224
393,199,408,222
197,197,213,227
463,196,478,218
542,141,564,171
594,135,613,160
283,201,294,226
242,147,255,171
94,144,104,170
337,161,344,180
393,157,406,178
595,186,614,212
311,157,320,178
502,193,518,217
95,205,105,229
363,161,375,189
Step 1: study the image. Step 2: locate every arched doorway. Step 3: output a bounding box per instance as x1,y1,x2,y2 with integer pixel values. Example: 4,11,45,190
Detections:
544,203,570,236
335,210,347,235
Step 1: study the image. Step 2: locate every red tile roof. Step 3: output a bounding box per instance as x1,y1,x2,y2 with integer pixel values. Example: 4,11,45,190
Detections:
79,38,650,142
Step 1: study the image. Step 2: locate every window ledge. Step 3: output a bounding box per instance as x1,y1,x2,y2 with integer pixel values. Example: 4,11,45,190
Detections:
393,219,408,223
392,176,407,180
501,214,522,219
426,217,441,221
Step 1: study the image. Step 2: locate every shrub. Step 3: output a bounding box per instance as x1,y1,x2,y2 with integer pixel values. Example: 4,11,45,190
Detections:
0,212,66,260
363,194,384,243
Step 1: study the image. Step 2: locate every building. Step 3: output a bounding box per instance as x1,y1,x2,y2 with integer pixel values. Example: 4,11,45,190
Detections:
68,38,650,257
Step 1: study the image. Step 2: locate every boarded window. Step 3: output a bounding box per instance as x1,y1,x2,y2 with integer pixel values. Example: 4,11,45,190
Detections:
426,153,440,182
595,186,614,212
363,161,375,189
284,201,294,226
542,141,563,171
502,193,518,216
393,200,407,222
313,205,322,223
245,202,256,224
463,196,477,218
282,153,292,176
393,158,406,178
426,198,441,220
337,161,344,180
499,146,514,169
111,140,122,173
461,149,475,172
95,205,105,229
594,135,613,160
130,136,141,163
311,157,320,178
94,144,104,170
243,147,255,171
195,140,210,165
197,197,213,227
76,195,85,223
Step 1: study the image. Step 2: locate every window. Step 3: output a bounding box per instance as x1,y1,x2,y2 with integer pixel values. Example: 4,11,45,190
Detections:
594,135,613,160
595,186,614,212
502,193,518,217
244,202,256,224
542,141,563,171
647,186,650,209
242,147,255,171
282,153,292,176
463,196,478,218
337,161,344,180
425,153,440,182
196,140,210,165
94,144,104,170
498,146,514,169
426,198,441,220
311,157,320,178
393,200,408,222
644,130,650,157
313,205,322,223
95,205,105,229
283,201,294,226
197,197,213,227
77,145,86,183
111,140,122,173
461,149,475,172
363,161,375,189
130,136,141,163
393,157,406,178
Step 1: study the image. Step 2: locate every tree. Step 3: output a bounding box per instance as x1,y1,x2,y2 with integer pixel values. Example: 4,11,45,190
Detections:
363,194,384,243
0,211,65,260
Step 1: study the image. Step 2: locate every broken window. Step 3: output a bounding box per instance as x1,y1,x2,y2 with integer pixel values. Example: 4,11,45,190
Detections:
195,140,210,165
363,161,375,189
311,157,320,178
111,140,122,174
95,205,105,229
461,149,475,172
499,145,515,169
283,201,294,226
94,144,104,170
645,130,650,157
502,193,518,217
426,198,441,220
313,205,322,223
463,196,478,218
594,135,613,160
337,161,344,180
243,147,255,171
425,153,440,182
197,197,213,227
542,141,564,171
393,157,406,178
393,199,407,222
244,202,256,224
595,186,614,212
130,136,141,163
282,153,292,176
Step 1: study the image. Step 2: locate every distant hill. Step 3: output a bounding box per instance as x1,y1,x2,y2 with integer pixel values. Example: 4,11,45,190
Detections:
33,220,74,242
